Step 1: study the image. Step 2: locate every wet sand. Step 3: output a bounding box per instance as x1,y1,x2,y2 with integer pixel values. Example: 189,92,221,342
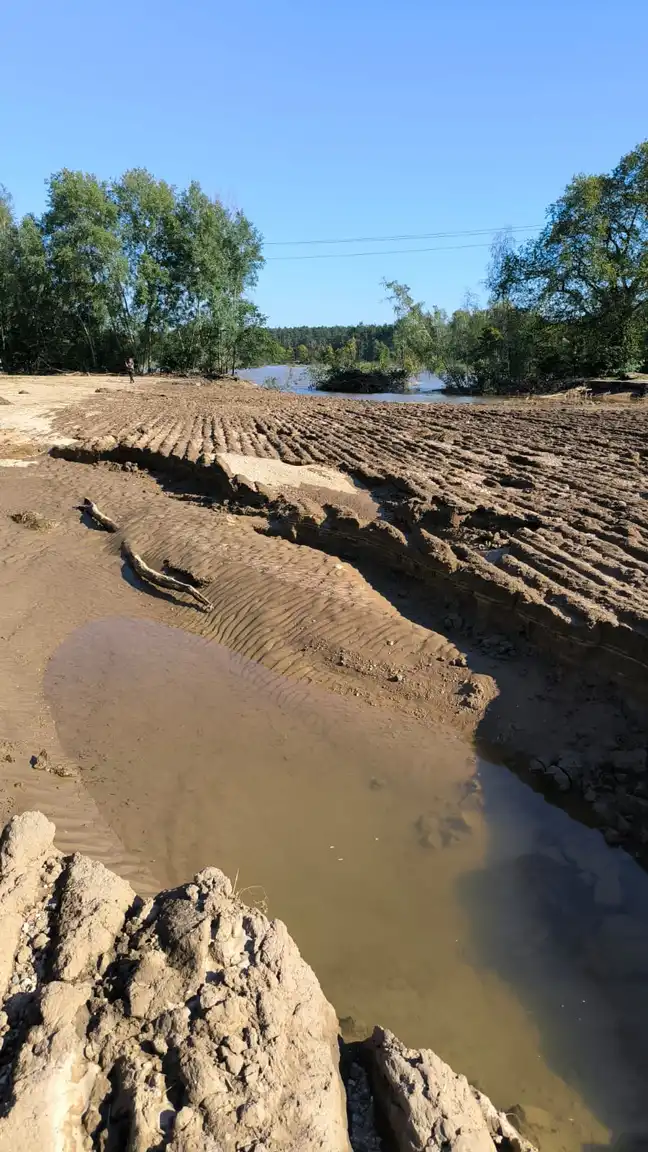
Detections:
45,617,648,1151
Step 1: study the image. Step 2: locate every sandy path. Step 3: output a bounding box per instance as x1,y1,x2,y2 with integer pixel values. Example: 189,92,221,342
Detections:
0,373,134,453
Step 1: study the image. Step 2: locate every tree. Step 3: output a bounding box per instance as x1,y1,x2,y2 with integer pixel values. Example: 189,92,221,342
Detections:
9,216,66,372
172,182,264,374
113,169,180,370
0,187,15,367
382,279,446,373
41,170,124,369
493,142,648,373
296,343,310,363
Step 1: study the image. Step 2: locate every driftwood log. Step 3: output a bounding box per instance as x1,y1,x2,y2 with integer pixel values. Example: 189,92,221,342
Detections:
79,498,213,610
78,498,119,533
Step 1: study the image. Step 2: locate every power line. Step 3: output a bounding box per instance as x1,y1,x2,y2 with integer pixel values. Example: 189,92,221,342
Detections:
265,237,537,262
264,224,541,247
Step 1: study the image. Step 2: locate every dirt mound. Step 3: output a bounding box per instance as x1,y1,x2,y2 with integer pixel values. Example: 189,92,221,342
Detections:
0,812,537,1152
0,811,349,1151
54,390,648,684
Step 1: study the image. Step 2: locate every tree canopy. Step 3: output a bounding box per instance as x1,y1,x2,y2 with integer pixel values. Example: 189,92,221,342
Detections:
490,141,648,378
0,168,264,375
371,143,648,393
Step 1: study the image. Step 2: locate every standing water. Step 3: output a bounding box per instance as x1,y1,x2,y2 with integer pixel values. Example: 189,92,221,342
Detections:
235,364,482,403
45,618,648,1151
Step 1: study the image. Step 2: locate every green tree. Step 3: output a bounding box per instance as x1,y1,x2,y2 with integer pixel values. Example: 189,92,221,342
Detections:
10,216,65,372
494,142,648,373
0,187,15,368
113,169,179,370
296,343,310,363
383,279,446,373
41,170,123,369
172,182,263,374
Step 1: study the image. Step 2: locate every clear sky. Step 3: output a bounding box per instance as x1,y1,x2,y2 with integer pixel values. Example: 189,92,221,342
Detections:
2,0,647,326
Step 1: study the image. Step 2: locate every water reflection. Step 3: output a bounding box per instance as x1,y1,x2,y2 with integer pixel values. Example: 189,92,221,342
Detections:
235,363,480,403
463,762,648,1149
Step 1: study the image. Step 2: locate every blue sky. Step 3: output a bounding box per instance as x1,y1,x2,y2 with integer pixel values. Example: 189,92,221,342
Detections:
2,0,647,326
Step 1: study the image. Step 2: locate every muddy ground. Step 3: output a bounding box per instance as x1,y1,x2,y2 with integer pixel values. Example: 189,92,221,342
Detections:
2,375,648,1150
0,374,647,862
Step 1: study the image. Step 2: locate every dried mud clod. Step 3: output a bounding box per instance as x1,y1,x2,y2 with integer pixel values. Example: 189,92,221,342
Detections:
9,510,56,531
0,812,538,1152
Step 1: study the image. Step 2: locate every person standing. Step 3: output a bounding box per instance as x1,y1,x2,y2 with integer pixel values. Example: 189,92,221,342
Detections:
125,356,135,384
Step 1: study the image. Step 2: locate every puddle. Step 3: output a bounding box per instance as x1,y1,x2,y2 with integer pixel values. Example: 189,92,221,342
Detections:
45,618,648,1151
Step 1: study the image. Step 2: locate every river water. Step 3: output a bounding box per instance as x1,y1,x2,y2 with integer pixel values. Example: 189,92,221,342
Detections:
236,364,481,403
45,618,648,1151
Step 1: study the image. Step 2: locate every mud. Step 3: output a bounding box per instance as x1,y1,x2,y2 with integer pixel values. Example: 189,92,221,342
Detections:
0,811,543,1152
0,377,647,1150
54,387,648,682
47,382,648,854
42,616,648,1150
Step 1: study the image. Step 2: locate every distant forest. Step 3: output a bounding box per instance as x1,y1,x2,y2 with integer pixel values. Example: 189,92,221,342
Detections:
267,324,395,363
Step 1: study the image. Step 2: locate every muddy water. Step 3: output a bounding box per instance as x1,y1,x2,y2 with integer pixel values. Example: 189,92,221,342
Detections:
45,618,648,1151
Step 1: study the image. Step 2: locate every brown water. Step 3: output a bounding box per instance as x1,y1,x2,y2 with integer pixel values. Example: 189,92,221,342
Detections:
45,618,648,1151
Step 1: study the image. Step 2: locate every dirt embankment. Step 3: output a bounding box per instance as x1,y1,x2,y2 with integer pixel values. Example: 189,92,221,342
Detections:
0,377,647,855
54,388,648,680
41,383,648,857
0,810,537,1152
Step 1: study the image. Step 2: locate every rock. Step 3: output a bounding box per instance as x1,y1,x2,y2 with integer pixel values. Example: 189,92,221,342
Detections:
0,811,55,874
53,853,135,982
593,798,614,821
366,1027,537,1151
0,814,539,1152
556,751,582,773
458,680,484,710
549,767,571,792
604,828,623,845
609,749,647,774
0,813,351,1152
345,1061,382,1151
444,613,463,630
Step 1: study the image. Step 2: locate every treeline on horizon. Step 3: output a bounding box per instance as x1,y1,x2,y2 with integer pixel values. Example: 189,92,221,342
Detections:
266,324,396,364
2,141,648,393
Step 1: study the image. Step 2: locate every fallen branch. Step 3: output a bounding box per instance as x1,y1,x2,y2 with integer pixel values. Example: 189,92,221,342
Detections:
78,497,213,610
78,498,119,533
121,540,213,610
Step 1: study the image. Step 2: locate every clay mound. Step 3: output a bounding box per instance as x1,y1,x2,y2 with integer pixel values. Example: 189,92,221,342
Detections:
0,812,536,1152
